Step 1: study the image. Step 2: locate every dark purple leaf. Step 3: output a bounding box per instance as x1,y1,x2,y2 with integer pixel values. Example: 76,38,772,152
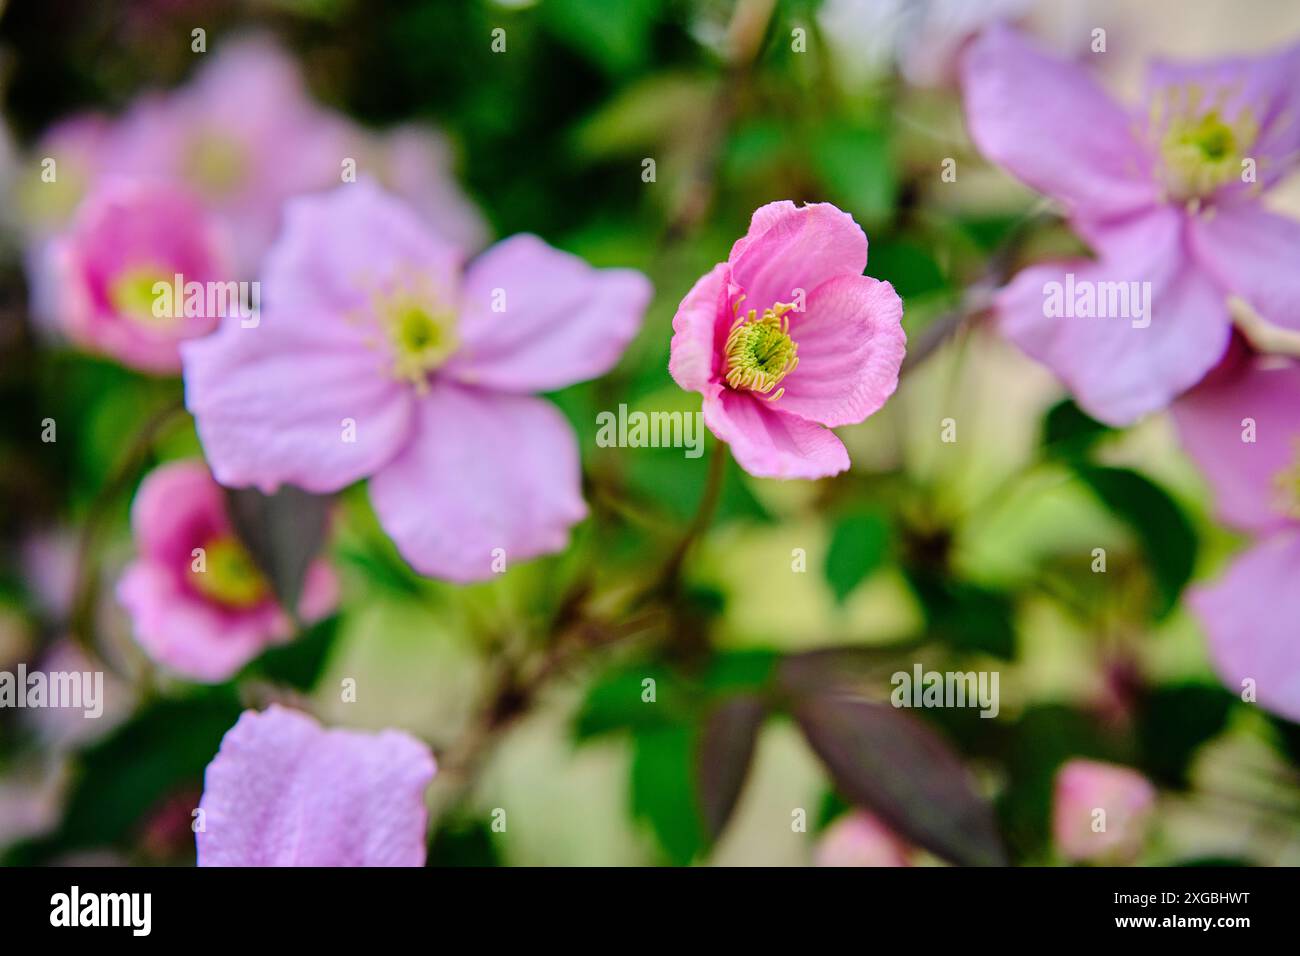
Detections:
793,694,1006,866
696,694,767,842
224,485,332,619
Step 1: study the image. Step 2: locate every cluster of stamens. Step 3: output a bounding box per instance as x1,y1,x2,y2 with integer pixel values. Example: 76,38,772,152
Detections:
1150,83,1258,203
357,274,459,389
189,535,269,610
722,299,799,401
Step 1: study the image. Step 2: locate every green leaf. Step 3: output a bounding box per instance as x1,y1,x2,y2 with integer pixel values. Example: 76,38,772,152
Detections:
573,664,677,740
428,818,502,867
224,484,333,617
253,613,343,692
631,725,704,865
58,689,243,850
1136,684,1234,787
792,694,1006,866
810,124,897,224
541,0,660,76
824,511,889,603
1041,398,1112,459
696,695,767,842
906,569,1016,659
1072,465,1197,618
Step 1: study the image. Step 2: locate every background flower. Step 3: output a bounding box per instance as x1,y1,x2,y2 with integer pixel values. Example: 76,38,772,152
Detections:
118,460,337,682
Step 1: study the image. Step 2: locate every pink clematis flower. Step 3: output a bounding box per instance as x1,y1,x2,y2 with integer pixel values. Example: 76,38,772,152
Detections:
197,705,436,867
104,35,354,273
182,181,651,582
668,201,906,479
963,25,1300,426
104,35,487,271
1174,357,1300,721
47,179,232,373
1052,758,1156,864
117,460,337,683
814,811,914,867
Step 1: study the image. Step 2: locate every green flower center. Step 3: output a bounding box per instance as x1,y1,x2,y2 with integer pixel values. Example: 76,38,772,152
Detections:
183,131,248,198
1155,87,1257,202
383,297,458,386
108,266,173,326
190,535,269,610
723,300,799,400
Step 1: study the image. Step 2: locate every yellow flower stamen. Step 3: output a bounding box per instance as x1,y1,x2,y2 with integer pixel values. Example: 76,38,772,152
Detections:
1152,84,1257,202
722,299,799,401
190,535,269,610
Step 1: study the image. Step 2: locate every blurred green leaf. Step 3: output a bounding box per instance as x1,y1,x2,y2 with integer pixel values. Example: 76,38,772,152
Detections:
253,613,343,692
792,694,1006,866
906,569,1016,659
824,511,890,604
572,71,712,158
810,124,896,224
1072,465,1197,618
58,689,243,850
1137,684,1234,787
631,724,704,865
574,664,678,740
542,0,661,76
1041,398,1113,460
866,239,948,299
428,818,502,867
696,694,767,842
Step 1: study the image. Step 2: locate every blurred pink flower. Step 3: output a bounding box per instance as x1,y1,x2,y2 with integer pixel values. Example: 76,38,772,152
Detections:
104,35,354,273
814,811,913,867
20,35,485,284
1052,758,1156,863
182,181,650,581
669,201,905,479
47,179,232,373
1175,357,1300,721
117,460,337,682
963,24,1300,425
197,705,436,867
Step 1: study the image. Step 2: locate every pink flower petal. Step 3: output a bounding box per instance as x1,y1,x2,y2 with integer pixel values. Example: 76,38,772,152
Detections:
727,201,868,315
961,24,1156,221
369,381,587,581
129,459,231,564
181,184,456,494
118,460,338,682
1173,357,1300,534
117,562,288,683
667,262,730,394
1144,39,1300,195
1191,203,1300,332
50,179,232,373
774,274,906,427
997,206,1230,425
702,385,849,480
1191,531,1300,723
197,705,435,866
814,811,912,867
1052,759,1156,863
445,234,651,392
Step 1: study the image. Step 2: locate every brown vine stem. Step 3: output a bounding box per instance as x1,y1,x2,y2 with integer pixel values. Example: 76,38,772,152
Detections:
428,0,778,831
